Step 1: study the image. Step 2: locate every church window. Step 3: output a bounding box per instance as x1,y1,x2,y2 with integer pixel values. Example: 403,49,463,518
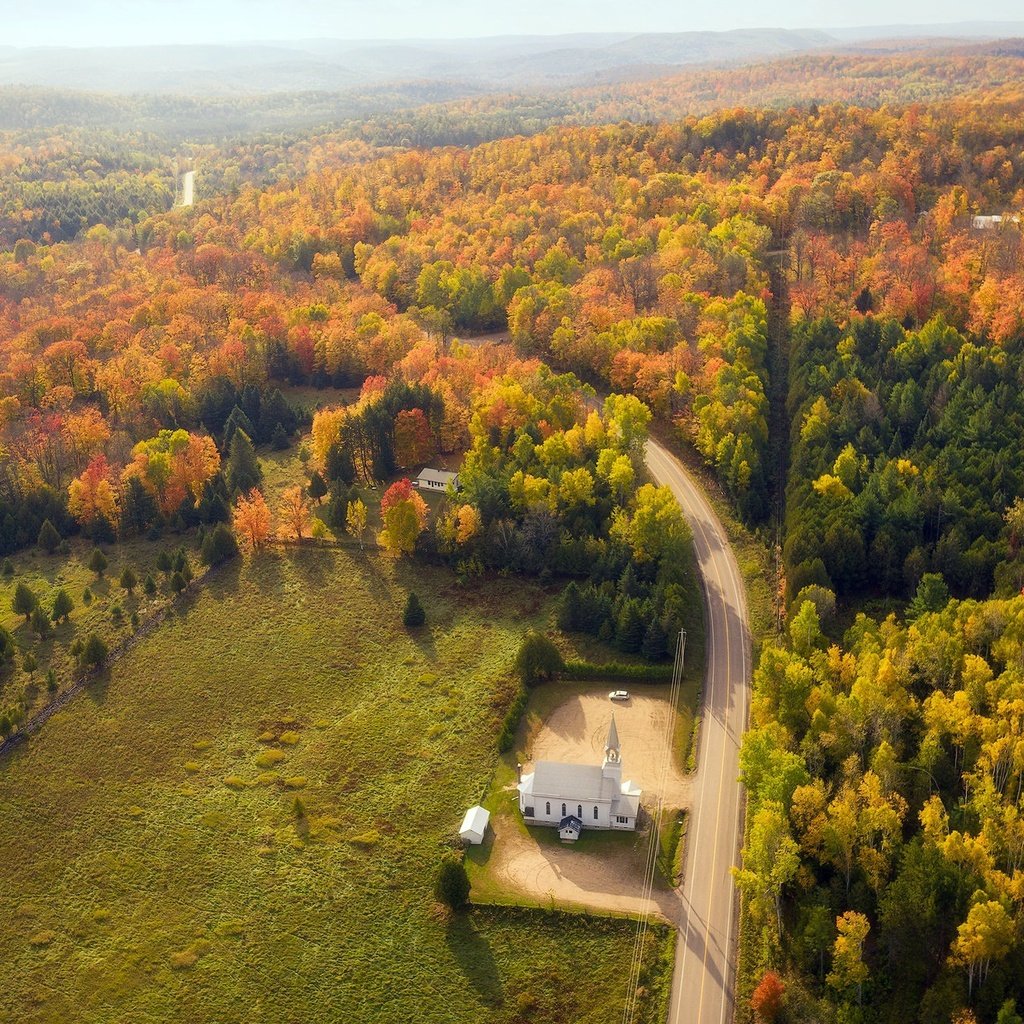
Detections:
524,806,534,817
577,804,582,818
562,803,566,816
593,805,599,819
546,802,550,815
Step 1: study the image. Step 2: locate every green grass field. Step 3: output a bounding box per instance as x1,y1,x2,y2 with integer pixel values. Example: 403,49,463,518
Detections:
0,546,671,1023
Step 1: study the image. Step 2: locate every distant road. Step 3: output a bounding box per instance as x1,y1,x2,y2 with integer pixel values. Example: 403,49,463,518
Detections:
181,170,194,207
645,437,751,1024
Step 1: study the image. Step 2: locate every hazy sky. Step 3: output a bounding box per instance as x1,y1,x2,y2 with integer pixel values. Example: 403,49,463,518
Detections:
3,0,1023,48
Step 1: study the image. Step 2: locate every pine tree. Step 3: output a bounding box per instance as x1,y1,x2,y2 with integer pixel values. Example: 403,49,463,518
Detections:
616,599,646,654
22,652,37,678
156,550,173,575
119,566,138,594
557,581,582,632
31,605,51,638
201,523,239,566
435,857,471,911
12,581,38,620
88,547,108,577
37,518,61,553
226,429,262,494
271,423,290,450
641,618,668,661
403,592,426,627
82,632,108,669
170,571,186,594
143,574,157,596
51,588,74,622
308,471,328,505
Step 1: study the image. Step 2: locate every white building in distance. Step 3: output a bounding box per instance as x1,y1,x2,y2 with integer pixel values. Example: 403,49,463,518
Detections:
517,716,641,836
415,468,460,491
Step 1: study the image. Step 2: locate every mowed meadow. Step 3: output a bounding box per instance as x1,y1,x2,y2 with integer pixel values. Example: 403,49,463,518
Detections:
0,547,670,1023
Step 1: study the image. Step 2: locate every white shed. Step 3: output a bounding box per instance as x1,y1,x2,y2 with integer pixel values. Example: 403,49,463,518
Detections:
459,805,490,845
415,468,460,491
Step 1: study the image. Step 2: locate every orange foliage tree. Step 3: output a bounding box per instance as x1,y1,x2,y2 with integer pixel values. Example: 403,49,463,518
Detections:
279,485,311,541
232,488,272,552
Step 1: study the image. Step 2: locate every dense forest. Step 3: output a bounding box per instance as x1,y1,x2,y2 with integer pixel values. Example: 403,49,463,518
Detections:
2,45,1024,1020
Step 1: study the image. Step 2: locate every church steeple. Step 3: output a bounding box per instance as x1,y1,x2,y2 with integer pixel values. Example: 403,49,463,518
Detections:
602,715,622,784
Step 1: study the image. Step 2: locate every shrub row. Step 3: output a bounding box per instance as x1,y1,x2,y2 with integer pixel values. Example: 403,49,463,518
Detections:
559,660,674,682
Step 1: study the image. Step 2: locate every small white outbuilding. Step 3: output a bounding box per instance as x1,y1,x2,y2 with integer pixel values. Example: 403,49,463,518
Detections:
459,805,490,845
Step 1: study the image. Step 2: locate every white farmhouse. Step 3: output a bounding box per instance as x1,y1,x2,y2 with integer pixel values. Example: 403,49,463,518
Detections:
415,468,459,491
517,717,641,837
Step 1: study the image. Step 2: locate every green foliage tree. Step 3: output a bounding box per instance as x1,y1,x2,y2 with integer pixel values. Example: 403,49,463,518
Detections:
908,573,950,619
51,588,73,622
226,429,262,494
30,606,50,638
434,857,470,911
308,470,328,505
119,566,138,594
88,547,108,577
200,523,239,567
82,632,108,670
403,592,426,628
22,651,37,678
37,518,61,553
515,632,564,688
12,581,38,620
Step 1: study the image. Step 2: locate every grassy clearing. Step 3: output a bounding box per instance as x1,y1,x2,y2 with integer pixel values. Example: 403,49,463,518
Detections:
0,535,200,725
0,547,670,1023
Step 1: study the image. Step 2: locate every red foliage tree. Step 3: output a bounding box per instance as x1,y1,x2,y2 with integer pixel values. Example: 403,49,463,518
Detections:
750,970,785,1022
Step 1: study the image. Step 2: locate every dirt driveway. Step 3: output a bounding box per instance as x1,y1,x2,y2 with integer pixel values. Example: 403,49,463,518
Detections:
476,685,691,921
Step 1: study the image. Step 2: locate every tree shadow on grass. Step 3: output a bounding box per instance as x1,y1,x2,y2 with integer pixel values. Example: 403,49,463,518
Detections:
445,913,504,1007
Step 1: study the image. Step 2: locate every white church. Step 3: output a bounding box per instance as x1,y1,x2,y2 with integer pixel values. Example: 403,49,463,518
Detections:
517,716,642,840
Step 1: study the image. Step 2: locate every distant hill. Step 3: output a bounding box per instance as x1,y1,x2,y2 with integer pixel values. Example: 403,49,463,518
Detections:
0,27,879,95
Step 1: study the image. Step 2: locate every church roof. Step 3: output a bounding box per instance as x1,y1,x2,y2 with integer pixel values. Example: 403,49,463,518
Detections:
526,761,618,802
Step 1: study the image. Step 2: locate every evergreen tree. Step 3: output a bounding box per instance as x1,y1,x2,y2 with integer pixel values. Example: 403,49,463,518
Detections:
201,523,240,566
120,476,159,536
641,618,668,661
156,550,173,575
143,574,157,596
12,581,38,620
222,405,256,449
226,429,262,494
51,588,74,622
434,857,471,911
308,470,328,505
616,599,646,653
88,514,117,545
37,518,61,553
197,475,231,524
515,632,564,687
557,581,582,632
119,566,138,594
0,625,15,663
403,592,426,627
88,547,108,577
271,423,289,450
22,651,37,678
30,606,50,638
170,571,186,594
82,632,108,669
1,558,13,576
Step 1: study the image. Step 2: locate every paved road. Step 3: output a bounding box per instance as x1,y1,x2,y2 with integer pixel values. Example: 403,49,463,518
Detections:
645,437,751,1024
181,170,194,207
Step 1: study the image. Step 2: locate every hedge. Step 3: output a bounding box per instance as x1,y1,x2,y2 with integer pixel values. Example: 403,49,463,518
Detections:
559,660,674,682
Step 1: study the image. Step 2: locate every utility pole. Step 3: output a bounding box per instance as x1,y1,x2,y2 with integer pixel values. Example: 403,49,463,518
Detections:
679,628,686,671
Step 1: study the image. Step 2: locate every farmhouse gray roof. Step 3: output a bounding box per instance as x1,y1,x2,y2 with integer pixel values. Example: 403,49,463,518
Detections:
416,468,458,485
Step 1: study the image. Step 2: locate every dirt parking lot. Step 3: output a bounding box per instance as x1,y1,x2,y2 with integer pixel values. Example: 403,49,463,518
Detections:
476,684,691,920
524,685,691,809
